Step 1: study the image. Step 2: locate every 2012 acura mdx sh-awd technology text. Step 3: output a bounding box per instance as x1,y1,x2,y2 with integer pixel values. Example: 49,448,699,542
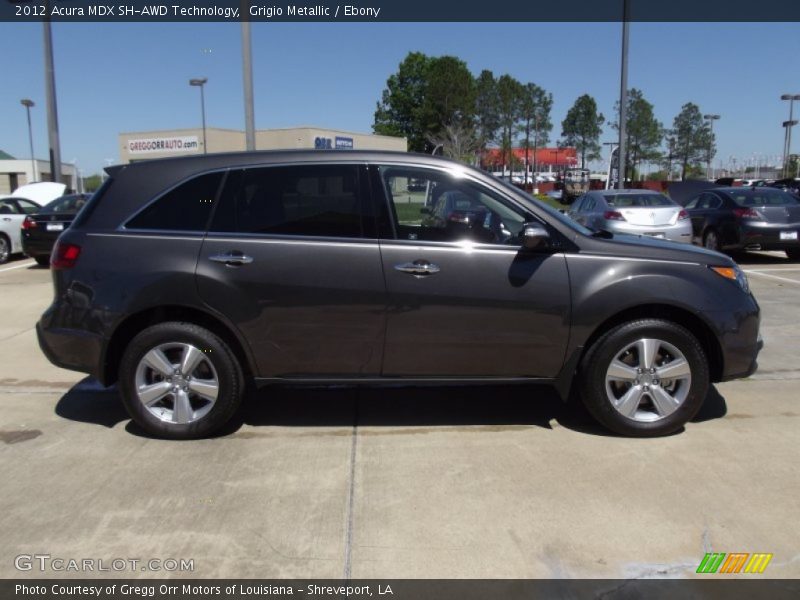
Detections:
37,151,762,439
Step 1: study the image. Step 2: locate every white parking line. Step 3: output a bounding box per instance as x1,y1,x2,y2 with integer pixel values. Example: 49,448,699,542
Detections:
0,260,35,273
746,271,800,285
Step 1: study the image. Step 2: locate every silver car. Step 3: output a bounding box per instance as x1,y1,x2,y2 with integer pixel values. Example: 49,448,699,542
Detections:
568,190,692,243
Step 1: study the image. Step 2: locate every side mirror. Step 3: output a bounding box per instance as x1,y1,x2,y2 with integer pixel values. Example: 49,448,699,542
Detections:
521,222,550,250
420,206,432,215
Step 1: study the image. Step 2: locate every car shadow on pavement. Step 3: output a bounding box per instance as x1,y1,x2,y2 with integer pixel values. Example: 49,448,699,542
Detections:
733,251,794,266
54,378,126,428
53,379,729,439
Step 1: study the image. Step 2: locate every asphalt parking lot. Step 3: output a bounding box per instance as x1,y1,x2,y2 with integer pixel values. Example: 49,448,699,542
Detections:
0,252,798,579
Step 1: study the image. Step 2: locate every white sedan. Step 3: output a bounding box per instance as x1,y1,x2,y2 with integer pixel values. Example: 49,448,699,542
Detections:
0,182,66,264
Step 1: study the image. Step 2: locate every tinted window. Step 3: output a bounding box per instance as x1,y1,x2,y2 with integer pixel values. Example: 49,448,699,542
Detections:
127,171,223,231
604,193,674,207
728,189,800,207
685,197,700,209
211,165,364,238
379,166,528,245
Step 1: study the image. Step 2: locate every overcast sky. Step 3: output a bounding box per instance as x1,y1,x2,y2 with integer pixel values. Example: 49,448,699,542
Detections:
1,21,798,175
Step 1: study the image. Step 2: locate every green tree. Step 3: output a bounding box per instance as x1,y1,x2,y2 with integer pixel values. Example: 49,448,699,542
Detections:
561,94,604,169
496,74,524,175
373,52,476,153
519,83,553,176
421,56,476,142
475,70,500,156
612,89,663,182
373,52,432,152
671,102,714,180
83,174,102,192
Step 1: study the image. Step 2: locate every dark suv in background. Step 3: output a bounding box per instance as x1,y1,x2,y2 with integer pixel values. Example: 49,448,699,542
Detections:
37,151,761,439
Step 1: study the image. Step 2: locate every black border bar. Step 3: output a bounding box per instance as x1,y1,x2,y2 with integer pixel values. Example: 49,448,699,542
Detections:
3,0,800,22
4,579,800,600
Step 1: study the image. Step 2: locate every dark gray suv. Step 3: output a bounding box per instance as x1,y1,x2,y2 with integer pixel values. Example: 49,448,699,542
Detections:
37,151,762,439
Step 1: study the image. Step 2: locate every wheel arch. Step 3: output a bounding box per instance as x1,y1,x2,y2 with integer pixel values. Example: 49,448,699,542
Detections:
102,305,256,386
578,303,724,383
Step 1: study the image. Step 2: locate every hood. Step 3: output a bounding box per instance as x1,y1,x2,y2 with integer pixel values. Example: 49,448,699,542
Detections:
585,232,734,266
11,182,67,204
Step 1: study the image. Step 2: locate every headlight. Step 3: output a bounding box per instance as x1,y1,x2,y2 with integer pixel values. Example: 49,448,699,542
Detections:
709,265,750,294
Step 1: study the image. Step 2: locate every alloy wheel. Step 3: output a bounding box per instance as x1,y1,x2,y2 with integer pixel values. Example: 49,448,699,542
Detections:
604,338,692,422
134,342,219,425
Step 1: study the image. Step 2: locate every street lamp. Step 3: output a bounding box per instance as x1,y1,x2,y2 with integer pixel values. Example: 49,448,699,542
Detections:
20,99,37,183
703,114,720,180
189,77,208,154
781,94,800,176
783,120,799,177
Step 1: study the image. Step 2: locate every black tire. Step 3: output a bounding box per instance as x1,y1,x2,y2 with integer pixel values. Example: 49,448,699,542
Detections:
578,319,709,437
119,322,244,440
34,256,50,267
703,229,721,252
786,248,800,261
0,234,10,265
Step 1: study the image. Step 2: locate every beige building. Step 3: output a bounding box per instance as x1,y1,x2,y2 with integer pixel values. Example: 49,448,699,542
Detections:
0,152,79,195
118,126,407,164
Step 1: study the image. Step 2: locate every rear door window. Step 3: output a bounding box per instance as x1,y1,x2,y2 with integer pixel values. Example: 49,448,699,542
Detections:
209,164,368,238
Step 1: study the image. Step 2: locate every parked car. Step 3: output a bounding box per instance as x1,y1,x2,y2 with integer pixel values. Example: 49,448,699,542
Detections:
768,178,800,196
21,193,91,266
684,187,800,259
567,190,692,243
740,179,766,187
37,151,761,440
0,197,42,264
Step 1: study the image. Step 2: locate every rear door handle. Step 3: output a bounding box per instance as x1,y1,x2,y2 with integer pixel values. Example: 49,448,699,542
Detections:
209,252,254,267
394,260,440,276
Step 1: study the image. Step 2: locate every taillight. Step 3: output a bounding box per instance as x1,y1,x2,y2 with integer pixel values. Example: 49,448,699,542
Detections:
21,216,37,230
678,209,689,220
447,211,471,224
51,241,81,270
603,211,626,221
733,207,761,220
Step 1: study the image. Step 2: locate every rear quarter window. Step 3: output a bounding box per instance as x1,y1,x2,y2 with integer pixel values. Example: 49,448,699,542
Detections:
126,171,224,231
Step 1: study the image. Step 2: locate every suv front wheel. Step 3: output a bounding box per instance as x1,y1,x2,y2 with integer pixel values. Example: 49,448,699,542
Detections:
119,322,244,439
579,319,709,437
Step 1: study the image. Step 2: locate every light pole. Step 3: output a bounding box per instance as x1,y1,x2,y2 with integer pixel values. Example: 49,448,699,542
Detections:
617,0,630,189
703,114,720,180
241,17,255,152
43,21,62,183
190,77,208,154
20,99,37,183
784,120,799,177
781,94,800,177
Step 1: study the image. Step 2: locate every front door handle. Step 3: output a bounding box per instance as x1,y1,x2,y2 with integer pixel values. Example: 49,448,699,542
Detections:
209,252,254,267
394,260,440,276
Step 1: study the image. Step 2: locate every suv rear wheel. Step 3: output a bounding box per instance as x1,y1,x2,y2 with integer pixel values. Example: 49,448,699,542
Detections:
579,319,709,437
119,322,244,439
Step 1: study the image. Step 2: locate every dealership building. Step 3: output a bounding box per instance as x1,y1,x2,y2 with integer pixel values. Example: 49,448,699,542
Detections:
118,126,407,163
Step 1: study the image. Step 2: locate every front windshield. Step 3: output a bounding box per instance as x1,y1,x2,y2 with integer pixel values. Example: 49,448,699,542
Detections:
491,176,594,236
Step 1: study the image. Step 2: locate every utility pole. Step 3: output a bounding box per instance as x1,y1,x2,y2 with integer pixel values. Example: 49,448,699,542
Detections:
703,114,720,180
